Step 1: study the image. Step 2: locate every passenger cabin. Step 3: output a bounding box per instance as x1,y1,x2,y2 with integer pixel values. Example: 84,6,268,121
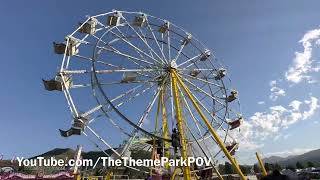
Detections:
121,72,137,83
200,49,211,61
190,70,201,77
53,38,79,56
226,142,239,155
107,12,121,27
227,90,238,102
182,33,192,45
133,14,146,27
59,116,89,137
215,68,226,80
159,22,169,33
43,74,72,91
228,117,243,130
53,43,66,54
79,18,97,34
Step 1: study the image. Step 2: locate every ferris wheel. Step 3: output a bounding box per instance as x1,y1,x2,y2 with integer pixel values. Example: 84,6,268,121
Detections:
43,10,246,180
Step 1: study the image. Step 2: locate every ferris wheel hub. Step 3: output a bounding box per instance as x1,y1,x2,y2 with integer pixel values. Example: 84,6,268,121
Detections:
170,61,178,69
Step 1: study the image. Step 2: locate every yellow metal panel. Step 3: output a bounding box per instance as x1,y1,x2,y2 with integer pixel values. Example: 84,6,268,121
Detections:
172,70,246,180
170,69,192,180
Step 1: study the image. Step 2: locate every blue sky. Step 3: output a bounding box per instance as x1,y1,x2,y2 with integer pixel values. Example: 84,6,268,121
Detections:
0,0,320,164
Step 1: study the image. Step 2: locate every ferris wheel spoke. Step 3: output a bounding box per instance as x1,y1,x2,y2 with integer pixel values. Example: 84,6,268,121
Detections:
92,33,157,76
121,17,166,65
137,27,156,60
179,75,226,107
111,27,163,66
86,126,121,156
74,54,118,68
73,54,155,78
169,76,175,129
121,85,162,154
180,84,222,127
176,53,203,68
96,45,155,67
167,29,172,61
97,44,159,78
62,68,159,75
161,33,164,54
71,79,156,89
106,83,157,113
87,83,155,118
145,17,168,63
178,85,205,137
172,43,187,63
179,72,223,88
81,84,148,118
184,56,204,69
101,110,132,137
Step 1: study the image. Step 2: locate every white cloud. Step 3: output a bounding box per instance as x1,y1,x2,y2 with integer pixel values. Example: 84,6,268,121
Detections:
285,28,320,83
283,134,291,140
302,97,320,120
243,96,319,142
269,80,286,101
236,28,320,162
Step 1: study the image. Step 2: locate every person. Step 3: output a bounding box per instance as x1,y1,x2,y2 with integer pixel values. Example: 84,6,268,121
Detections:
171,128,180,154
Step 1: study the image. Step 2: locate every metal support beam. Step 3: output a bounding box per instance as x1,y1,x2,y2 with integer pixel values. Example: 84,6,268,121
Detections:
256,152,268,176
170,69,192,180
161,88,171,170
151,88,162,176
172,70,246,180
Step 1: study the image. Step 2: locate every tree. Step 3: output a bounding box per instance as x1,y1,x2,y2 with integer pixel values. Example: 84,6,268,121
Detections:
286,165,296,171
296,161,304,169
253,164,261,173
239,165,251,175
274,163,282,171
307,161,314,168
218,164,225,175
224,162,234,174
264,163,273,172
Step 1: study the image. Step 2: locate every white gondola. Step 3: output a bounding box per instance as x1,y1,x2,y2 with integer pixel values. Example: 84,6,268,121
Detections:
133,14,146,27
53,38,79,56
59,115,89,137
79,18,97,35
189,70,201,77
121,72,137,83
215,68,226,80
182,33,192,45
200,49,211,61
43,74,72,91
159,22,169,33
227,90,238,102
107,12,122,27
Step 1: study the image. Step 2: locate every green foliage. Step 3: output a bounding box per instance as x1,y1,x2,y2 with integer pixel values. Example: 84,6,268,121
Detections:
224,162,234,174
307,161,314,168
264,163,273,172
286,165,296,171
218,164,225,174
253,164,261,173
239,165,251,175
274,163,282,171
296,161,304,169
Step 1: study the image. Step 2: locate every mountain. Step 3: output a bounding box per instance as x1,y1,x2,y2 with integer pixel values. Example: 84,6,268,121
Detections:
263,149,320,167
31,148,75,159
